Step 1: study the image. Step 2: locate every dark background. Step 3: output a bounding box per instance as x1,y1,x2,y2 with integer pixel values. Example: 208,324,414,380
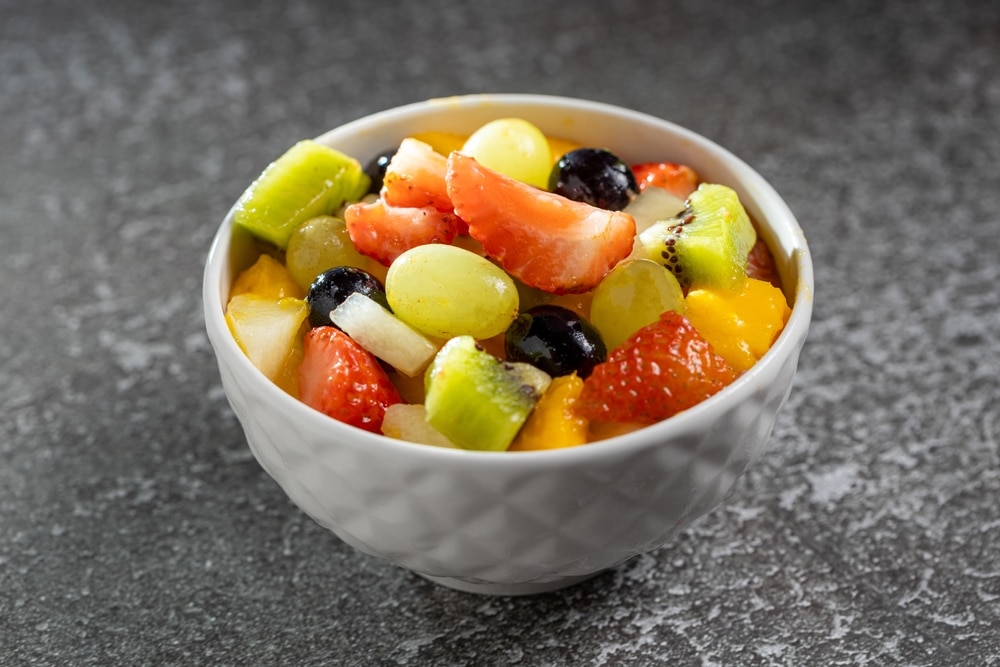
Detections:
2,0,998,664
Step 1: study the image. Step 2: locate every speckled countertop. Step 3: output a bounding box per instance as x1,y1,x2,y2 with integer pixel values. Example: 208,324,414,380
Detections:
2,0,998,664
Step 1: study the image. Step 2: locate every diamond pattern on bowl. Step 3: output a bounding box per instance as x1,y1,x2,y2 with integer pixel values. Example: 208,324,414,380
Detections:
214,341,802,590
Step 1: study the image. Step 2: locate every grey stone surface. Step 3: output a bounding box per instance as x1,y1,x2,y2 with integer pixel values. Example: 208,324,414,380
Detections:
2,0,998,664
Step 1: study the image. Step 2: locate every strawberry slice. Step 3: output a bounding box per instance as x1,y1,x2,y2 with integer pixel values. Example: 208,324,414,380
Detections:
381,138,453,212
578,311,737,424
344,199,461,266
631,162,699,200
446,152,636,294
298,326,402,433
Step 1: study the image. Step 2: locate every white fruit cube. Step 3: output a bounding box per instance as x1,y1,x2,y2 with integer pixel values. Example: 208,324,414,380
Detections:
330,292,440,377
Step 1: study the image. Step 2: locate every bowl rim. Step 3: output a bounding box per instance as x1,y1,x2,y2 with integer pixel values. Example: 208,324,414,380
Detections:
203,93,814,467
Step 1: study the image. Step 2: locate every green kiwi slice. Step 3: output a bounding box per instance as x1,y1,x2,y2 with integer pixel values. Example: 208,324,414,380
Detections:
232,140,369,249
424,336,551,451
637,183,757,291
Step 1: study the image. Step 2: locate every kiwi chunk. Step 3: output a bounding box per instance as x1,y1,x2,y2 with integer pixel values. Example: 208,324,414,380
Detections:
233,140,370,249
424,336,552,451
637,183,756,291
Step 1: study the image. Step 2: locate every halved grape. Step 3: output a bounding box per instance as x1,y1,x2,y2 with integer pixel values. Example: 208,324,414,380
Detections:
461,118,552,189
286,215,371,291
589,259,685,351
385,244,519,340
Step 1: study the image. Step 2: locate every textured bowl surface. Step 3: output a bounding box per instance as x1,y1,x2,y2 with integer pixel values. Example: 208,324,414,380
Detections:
203,94,813,595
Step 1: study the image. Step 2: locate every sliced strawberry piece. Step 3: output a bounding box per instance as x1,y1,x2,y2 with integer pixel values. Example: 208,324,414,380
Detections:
577,311,737,424
631,162,699,200
381,138,453,212
344,199,461,266
298,326,402,433
446,152,636,294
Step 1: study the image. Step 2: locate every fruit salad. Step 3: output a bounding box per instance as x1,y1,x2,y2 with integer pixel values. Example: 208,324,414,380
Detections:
224,118,791,451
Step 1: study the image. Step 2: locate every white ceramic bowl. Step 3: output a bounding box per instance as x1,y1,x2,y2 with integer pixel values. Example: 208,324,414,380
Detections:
203,94,813,595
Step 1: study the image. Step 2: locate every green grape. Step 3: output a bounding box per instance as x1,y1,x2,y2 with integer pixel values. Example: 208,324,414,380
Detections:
461,118,552,189
285,215,369,291
590,259,685,351
386,244,519,340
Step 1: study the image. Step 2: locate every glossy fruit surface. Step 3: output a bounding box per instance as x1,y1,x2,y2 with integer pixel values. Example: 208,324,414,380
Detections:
746,238,781,287
461,118,552,189
381,403,457,448
424,336,551,451
638,183,756,291
232,140,369,249
684,277,790,372
589,259,684,352
410,131,466,156
230,254,305,300
508,374,588,451
631,161,699,199
363,148,396,194
504,305,606,378
329,292,440,377
224,294,308,395
385,244,519,340
545,136,582,165
297,326,401,432
306,266,388,328
623,185,687,235
548,148,638,211
344,199,461,266
578,311,737,424
446,152,635,294
381,137,452,212
285,215,371,291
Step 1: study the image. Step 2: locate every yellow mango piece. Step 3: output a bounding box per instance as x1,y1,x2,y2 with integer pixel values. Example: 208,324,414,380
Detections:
548,136,582,164
510,374,588,451
273,334,304,398
410,131,467,156
684,277,791,372
230,254,305,300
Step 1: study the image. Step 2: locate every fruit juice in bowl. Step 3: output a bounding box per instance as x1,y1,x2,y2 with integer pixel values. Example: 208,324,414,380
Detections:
203,94,813,594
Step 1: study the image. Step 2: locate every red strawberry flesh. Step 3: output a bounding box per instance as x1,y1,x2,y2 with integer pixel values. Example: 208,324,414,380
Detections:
578,311,737,424
381,138,453,212
446,151,636,294
631,161,699,200
298,326,402,432
344,199,461,266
